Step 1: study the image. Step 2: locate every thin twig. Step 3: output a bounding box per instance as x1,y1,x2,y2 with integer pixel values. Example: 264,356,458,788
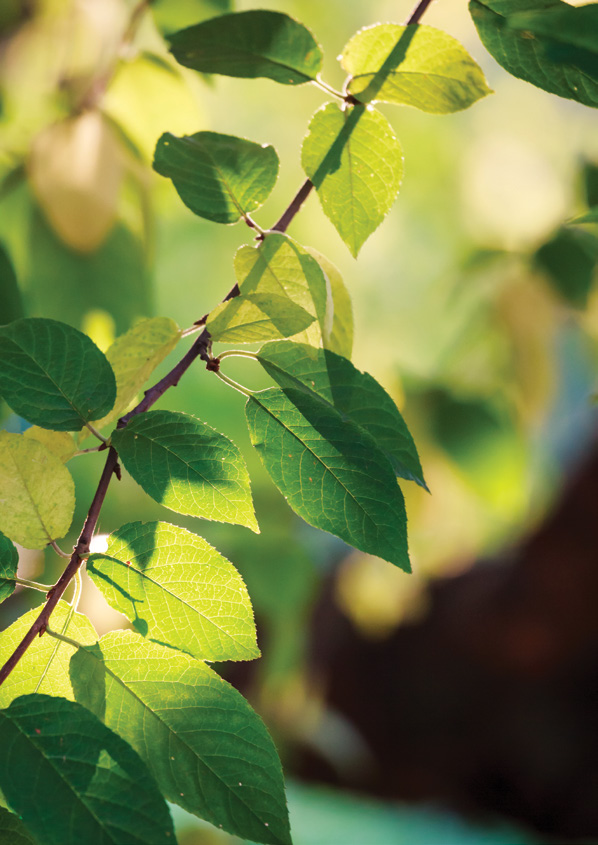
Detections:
85,423,108,444
14,577,49,594
50,541,70,559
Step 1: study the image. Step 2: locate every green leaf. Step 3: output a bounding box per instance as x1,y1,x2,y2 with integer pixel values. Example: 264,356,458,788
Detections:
0,693,175,845
342,23,492,113
301,104,403,257
0,603,98,709
583,160,598,209
168,9,322,85
510,5,598,70
0,433,75,549
70,631,292,845
570,208,598,225
87,520,258,661
207,233,326,343
0,532,18,606
256,341,426,489
0,318,116,431
470,0,598,108
245,387,410,570
0,806,37,845
534,226,598,308
23,427,77,462
95,317,182,428
300,247,353,358
111,410,258,531
153,131,279,224
0,243,23,325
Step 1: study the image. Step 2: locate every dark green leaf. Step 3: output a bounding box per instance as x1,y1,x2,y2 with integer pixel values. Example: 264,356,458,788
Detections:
87,520,259,661
570,208,598,225
0,433,75,549
111,410,258,531
0,806,36,845
0,242,23,325
470,0,598,108
245,387,410,570
257,341,426,489
168,10,322,85
0,532,18,605
0,694,175,845
534,226,598,308
154,131,279,224
583,160,598,208
301,104,403,256
70,632,292,845
0,603,98,708
0,318,116,431
342,23,491,113
510,4,598,75
207,233,326,343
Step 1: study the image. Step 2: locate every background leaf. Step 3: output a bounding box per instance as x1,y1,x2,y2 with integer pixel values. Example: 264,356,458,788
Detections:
342,23,491,113
0,603,98,708
87,520,259,661
0,806,36,845
0,242,23,325
0,693,175,845
257,341,425,488
153,131,279,224
0,318,116,431
151,0,232,37
168,9,322,85
0,433,75,549
470,0,598,108
70,631,292,845
301,104,403,256
0,532,18,606
95,317,181,429
246,387,410,570
207,233,326,343
23,427,77,462
534,226,598,308
111,410,258,531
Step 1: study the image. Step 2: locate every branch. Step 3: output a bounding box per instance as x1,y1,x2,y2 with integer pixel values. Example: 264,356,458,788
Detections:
406,0,435,24
0,331,211,687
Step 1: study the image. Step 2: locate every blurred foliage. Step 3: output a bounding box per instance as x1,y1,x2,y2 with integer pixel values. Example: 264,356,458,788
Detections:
1,0,598,841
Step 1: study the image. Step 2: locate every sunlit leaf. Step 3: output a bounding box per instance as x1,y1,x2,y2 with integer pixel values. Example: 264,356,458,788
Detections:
257,341,426,488
95,317,181,429
70,632,292,845
0,603,97,709
246,387,410,570
0,318,116,431
207,233,326,343
111,410,258,531
0,532,18,606
0,694,175,845
0,433,75,549
23,427,77,462
168,9,322,85
470,0,598,108
87,520,259,661
154,131,279,224
301,104,403,256
299,247,353,358
342,24,491,113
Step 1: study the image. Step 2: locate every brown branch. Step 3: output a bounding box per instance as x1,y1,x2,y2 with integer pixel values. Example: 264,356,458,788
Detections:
406,0,435,24
0,331,212,687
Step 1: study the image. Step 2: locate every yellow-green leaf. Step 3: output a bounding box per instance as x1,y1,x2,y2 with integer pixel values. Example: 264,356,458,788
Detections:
342,23,492,113
0,433,75,549
22,427,77,462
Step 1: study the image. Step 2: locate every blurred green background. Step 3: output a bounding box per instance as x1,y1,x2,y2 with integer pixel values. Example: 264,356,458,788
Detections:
1,0,598,843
